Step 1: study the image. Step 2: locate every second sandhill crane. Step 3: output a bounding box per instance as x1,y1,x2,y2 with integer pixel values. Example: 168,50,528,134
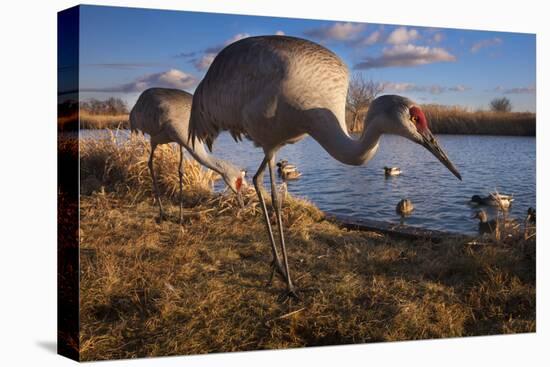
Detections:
189,35,461,297
130,88,247,223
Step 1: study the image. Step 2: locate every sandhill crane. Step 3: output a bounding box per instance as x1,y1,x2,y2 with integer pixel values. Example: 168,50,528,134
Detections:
130,88,246,223
189,36,461,297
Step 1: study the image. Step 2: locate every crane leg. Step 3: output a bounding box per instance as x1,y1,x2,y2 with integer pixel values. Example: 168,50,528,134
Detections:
148,142,164,222
253,157,286,282
268,158,297,299
178,145,184,225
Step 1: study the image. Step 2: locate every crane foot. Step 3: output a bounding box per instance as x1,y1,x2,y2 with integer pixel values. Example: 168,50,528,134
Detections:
266,259,287,286
156,212,166,224
278,286,300,302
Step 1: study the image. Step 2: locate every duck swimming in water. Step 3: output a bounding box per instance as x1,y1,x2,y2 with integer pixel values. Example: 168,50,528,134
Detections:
471,193,514,209
396,199,414,216
384,166,402,176
281,170,302,180
277,160,302,180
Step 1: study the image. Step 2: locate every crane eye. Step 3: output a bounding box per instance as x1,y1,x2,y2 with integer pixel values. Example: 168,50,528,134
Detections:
411,115,418,123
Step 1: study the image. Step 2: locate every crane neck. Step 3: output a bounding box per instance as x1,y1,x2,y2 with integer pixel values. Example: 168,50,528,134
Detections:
172,132,233,179
306,108,383,166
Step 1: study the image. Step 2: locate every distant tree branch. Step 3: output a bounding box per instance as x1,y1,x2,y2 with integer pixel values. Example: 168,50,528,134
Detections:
490,97,512,113
346,73,384,132
80,97,129,115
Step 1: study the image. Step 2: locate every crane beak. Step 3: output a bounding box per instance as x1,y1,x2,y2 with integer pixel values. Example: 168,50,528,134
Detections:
420,129,462,180
237,191,244,208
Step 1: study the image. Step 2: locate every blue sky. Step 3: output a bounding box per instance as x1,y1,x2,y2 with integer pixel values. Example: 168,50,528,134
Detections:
76,5,536,112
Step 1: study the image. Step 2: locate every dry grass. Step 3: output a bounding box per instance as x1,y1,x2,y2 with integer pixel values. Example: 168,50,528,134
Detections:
423,105,535,136
80,131,219,200
58,111,129,131
72,134,535,361
80,111,129,129
347,105,535,136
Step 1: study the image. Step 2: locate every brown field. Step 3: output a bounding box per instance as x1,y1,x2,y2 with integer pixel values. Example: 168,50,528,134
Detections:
74,133,535,361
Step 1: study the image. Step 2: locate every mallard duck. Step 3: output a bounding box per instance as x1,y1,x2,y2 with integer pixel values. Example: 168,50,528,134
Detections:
384,166,402,176
470,193,514,209
396,199,414,216
281,169,302,180
472,209,517,234
277,160,301,180
472,210,497,234
527,207,536,224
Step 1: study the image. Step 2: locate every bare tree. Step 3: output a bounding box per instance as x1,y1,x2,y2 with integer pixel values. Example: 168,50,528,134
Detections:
490,97,512,113
80,97,129,115
346,73,384,132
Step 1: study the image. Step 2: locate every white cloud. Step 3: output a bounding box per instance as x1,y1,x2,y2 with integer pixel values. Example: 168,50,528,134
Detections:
382,82,470,95
432,32,444,43
275,30,285,36
81,69,198,93
471,37,503,53
352,30,382,47
448,84,471,92
304,22,366,41
204,33,251,54
193,33,251,71
354,44,456,69
381,82,416,93
194,53,217,71
386,27,420,45
225,33,250,45
494,85,536,94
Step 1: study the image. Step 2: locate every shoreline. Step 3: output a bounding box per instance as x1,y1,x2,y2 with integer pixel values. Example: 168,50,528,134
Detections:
63,110,536,137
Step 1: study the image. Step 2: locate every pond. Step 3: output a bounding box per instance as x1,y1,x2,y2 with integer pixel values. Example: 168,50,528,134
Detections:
81,130,536,235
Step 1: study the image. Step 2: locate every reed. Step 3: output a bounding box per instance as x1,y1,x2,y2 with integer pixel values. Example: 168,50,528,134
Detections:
348,105,535,136
79,131,219,201
79,111,130,130
423,104,535,136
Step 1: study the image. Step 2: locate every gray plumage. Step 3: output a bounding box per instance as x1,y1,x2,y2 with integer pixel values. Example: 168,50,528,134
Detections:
130,88,246,223
188,35,461,296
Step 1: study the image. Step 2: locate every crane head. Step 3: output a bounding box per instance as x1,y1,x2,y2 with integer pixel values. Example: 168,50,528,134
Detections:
371,95,462,180
223,168,248,207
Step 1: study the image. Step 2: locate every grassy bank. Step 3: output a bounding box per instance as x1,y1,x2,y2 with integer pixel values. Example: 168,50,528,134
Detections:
74,134,535,361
